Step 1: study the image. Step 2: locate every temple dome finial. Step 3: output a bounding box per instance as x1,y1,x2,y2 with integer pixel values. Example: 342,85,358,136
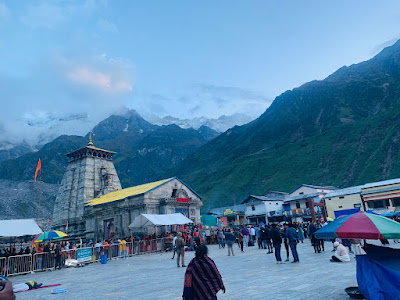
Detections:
88,132,94,146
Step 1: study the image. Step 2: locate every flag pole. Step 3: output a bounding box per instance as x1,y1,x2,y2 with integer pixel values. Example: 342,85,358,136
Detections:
38,172,41,224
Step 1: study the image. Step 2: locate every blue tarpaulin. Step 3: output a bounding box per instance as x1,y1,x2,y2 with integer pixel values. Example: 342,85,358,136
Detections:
334,208,360,218
356,245,400,300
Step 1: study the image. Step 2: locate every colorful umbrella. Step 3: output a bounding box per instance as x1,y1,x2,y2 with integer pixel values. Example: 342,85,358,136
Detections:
33,230,68,243
315,211,400,240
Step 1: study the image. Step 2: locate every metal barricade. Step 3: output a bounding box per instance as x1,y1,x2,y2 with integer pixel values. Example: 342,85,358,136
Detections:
41,251,55,270
7,254,33,276
93,245,102,262
0,257,7,277
32,252,44,272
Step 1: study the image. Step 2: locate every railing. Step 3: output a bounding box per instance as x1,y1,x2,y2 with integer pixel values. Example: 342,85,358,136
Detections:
0,257,8,277
1,238,172,277
6,254,32,276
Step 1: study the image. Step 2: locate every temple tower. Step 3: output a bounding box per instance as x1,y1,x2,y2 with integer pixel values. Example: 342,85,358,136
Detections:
52,134,122,238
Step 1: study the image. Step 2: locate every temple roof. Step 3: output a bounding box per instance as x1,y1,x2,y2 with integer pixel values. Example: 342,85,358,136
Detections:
85,177,201,207
66,145,116,157
66,133,116,159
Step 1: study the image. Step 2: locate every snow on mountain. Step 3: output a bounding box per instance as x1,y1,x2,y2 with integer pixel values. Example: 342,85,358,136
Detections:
142,113,254,132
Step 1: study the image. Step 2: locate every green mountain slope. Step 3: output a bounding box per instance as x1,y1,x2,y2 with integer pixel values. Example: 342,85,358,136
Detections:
173,40,400,211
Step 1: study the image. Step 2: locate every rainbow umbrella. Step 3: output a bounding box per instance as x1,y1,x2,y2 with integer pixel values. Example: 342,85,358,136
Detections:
315,211,400,240
33,230,68,243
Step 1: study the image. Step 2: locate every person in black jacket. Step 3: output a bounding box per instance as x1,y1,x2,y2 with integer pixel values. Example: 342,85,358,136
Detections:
260,226,267,249
265,226,273,254
270,224,282,263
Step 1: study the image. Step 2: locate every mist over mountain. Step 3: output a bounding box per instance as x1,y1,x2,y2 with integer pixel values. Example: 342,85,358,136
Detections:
142,113,254,133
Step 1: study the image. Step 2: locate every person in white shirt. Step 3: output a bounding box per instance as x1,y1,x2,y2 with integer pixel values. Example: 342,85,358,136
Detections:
330,241,350,262
250,227,256,243
171,234,178,259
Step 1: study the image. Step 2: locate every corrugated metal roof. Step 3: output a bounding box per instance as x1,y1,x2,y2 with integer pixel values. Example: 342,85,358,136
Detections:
290,184,338,194
324,186,363,198
362,178,400,189
86,178,174,206
283,192,321,203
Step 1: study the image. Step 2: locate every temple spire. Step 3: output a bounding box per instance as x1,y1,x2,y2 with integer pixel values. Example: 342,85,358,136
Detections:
88,132,94,146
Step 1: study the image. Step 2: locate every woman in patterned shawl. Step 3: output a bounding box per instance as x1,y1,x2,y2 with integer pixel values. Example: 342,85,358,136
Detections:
183,245,225,300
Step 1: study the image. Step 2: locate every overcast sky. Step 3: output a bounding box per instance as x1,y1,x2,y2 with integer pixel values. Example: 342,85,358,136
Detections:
1,0,400,146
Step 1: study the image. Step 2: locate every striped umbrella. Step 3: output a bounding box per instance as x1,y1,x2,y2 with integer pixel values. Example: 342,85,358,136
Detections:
33,230,68,243
315,211,400,240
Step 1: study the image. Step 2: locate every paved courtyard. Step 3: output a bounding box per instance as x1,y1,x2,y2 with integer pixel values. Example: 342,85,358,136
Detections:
11,241,357,299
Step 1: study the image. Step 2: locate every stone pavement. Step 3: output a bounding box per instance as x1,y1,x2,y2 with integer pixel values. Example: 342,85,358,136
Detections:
11,241,357,299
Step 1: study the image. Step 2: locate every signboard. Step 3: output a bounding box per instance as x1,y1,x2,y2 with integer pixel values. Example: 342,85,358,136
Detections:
220,216,228,227
177,197,190,203
223,209,234,216
77,248,92,263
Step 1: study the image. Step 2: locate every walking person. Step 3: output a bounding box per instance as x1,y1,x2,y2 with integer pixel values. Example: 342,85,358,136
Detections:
271,224,282,264
176,232,186,267
265,225,273,254
217,230,225,249
238,229,244,252
225,229,235,256
282,224,290,261
54,244,62,270
297,224,304,243
250,226,256,244
182,245,225,300
171,233,177,259
286,223,299,263
241,227,247,248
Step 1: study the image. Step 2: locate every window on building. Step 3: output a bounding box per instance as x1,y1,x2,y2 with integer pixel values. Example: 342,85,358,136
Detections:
339,196,344,199
393,198,400,207
299,192,304,195
296,203,300,209
305,202,309,208
172,189,177,197
372,200,384,209
276,203,279,205
339,205,343,208
354,204,361,208
251,205,255,211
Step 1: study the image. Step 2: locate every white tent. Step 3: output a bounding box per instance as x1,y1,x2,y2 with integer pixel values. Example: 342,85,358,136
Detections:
0,219,43,237
129,213,193,228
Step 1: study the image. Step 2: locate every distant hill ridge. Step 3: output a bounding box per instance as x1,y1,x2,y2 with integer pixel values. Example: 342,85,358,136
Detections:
0,110,219,189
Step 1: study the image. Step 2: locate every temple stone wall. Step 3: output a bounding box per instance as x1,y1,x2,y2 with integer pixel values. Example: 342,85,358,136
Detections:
84,178,202,241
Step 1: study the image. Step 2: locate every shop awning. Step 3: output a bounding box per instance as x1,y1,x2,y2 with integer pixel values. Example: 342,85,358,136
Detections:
128,213,193,228
0,219,43,237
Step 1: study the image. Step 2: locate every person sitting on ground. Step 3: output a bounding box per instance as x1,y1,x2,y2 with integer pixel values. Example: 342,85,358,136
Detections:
330,241,350,262
183,245,225,300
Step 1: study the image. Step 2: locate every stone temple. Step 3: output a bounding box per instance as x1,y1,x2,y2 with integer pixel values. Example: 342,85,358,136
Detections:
52,136,202,240
52,135,122,238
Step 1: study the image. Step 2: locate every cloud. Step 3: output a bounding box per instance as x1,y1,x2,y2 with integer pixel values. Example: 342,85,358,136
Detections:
62,53,133,93
129,84,271,120
0,2,10,22
371,38,400,56
97,19,118,33
19,0,104,30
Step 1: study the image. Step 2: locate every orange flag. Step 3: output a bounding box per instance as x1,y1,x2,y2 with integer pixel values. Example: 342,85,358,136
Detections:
34,158,41,182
